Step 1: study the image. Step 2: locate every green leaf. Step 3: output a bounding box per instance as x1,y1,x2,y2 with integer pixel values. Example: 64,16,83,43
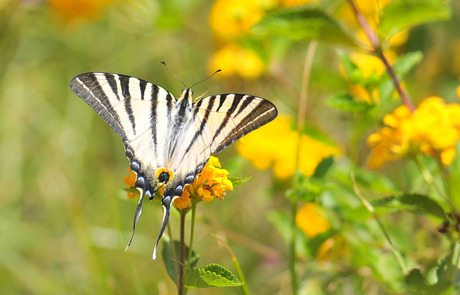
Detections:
338,52,364,84
404,267,454,295
162,239,199,286
380,0,451,37
327,93,374,113
392,51,424,77
253,6,356,47
312,156,334,179
405,269,429,291
372,193,446,219
184,264,243,289
228,176,251,187
123,186,139,194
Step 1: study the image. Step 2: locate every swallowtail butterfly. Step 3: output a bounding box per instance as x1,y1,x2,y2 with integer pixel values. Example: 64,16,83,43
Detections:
70,72,277,259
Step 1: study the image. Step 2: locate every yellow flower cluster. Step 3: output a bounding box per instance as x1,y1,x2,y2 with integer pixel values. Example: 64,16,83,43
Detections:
236,115,338,179
296,203,330,238
174,156,233,210
208,44,265,80
208,0,314,79
124,156,233,210
367,96,460,169
337,0,408,103
49,0,119,27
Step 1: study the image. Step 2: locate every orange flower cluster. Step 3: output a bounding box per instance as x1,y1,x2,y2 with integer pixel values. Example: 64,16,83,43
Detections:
368,96,460,168
124,156,233,210
174,156,233,210
49,0,119,27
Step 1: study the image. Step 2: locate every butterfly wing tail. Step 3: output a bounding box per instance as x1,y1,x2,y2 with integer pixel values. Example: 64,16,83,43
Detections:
125,191,147,251
153,194,178,260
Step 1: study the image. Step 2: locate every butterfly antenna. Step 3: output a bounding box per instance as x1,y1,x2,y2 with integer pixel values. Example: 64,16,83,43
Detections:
161,61,186,89
125,192,145,251
190,69,221,89
152,194,177,260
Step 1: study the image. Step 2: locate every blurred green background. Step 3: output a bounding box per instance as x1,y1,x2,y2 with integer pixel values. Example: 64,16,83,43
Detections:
3,0,460,294
0,0,288,294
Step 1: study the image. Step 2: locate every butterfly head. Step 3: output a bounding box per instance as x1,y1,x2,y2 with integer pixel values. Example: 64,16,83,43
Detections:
180,88,194,102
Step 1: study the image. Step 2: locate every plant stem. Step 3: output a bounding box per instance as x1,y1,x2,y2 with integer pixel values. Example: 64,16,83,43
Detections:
289,199,298,295
178,210,186,295
448,241,460,281
346,0,415,112
167,222,179,286
289,41,317,295
187,201,197,266
211,234,250,295
351,173,408,275
414,155,447,203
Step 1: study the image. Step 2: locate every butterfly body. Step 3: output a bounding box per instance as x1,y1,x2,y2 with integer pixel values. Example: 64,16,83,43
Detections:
70,72,277,259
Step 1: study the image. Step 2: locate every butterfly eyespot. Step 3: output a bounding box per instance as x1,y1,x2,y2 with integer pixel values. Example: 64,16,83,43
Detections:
130,161,140,173
145,190,153,200
156,168,174,183
174,185,183,196
135,175,145,188
185,174,195,184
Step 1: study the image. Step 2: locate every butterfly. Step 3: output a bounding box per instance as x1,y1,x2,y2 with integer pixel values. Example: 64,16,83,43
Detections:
70,72,277,259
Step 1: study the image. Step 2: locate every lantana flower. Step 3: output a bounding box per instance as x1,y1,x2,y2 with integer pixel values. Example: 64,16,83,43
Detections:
236,115,339,179
208,44,265,80
49,0,119,27
296,202,331,238
367,96,460,169
124,156,233,210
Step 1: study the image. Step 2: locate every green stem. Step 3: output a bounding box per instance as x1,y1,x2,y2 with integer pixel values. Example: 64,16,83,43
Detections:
351,173,408,275
178,210,186,295
289,199,298,295
187,201,197,266
233,256,250,295
211,234,251,295
414,155,446,202
167,222,179,287
289,40,317,295
448,241,460,281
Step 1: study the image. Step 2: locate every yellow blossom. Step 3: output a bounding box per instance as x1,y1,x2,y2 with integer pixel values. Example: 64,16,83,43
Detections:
316,234,348,261
209,0,265,41
49,0,119,27
368,96,460,168
208,44,265,79
341,51,398,103
337,0,392,34
236,115,339,179
279,0,315,7
296,203,330,238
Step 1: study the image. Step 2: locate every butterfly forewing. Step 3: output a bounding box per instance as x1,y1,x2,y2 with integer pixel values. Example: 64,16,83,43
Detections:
69,72,278,259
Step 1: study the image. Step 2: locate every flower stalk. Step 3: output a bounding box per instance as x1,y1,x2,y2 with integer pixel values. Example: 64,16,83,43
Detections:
346,0,415,112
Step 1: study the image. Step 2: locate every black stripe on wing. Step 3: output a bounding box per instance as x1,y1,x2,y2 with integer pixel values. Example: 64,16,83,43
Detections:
70,73,128,139
193,94,278,155
212,96,277,154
